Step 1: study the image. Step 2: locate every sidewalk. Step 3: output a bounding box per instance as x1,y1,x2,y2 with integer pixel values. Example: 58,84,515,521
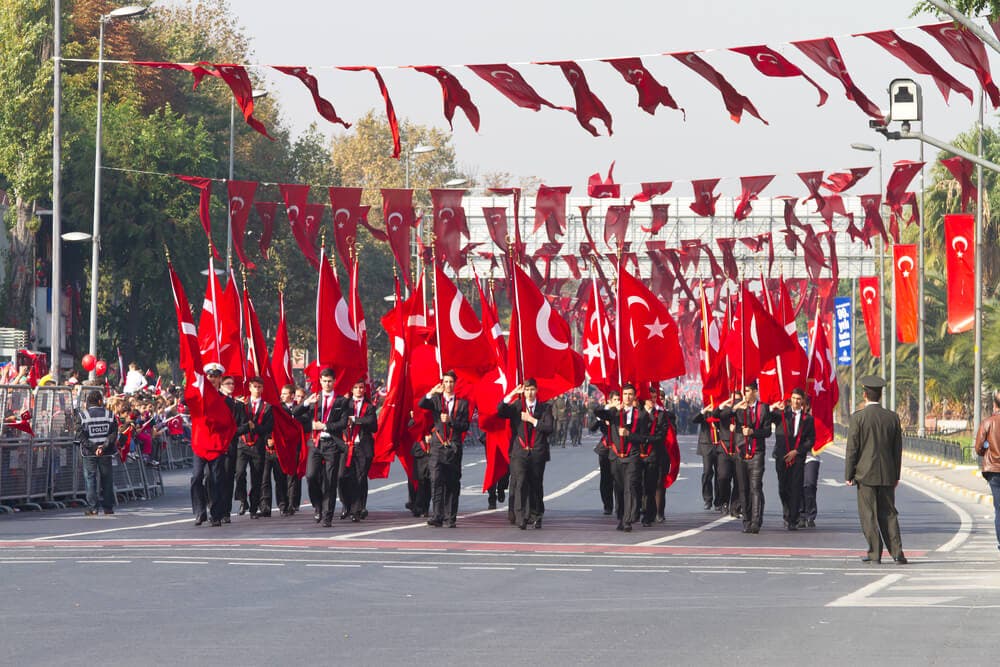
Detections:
826,442,993,507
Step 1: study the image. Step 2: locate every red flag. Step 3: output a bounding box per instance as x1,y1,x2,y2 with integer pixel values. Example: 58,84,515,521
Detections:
617,267,686,386
699,287,727,406
631,181,673,204
488,187,524,253
689,178,721,217
373,279,410,480
858,276,881,358
214,64,272,139
734,174,774,221
642,204,671,234
413,65,481,131
271,292,293,390
940,156,977,212
197,257,223,372
588,162,620,198
219,272,245,382
859,194,887,247
806,307,839,452
433,263,495,374
539,61,613,136
316,246,366,391
722,283,794,384
790,38,884,120
798,170,826,212
338,66,401,157
329,187,364,268
583,278,618,393
533,185,572,243
227,180,257,270
672,52,767,124
279,183,320,270
254,201,276,260
945,213,975,334
730,44,828,105
603,205,631,250
858,30,973,105
604,57,683,116
430,189,469,271
758,279,808,403
4,410,34,437
303,203,325,247
467,63,570,112
273,65,350,128
381,189,417,288
176,175,218,258
920,22,1000,108
133,60,219,88
893,244,919,344
348,256,369,385
885,161,923,241
822,167,871,193
471,278,513,492
715,237,739,281
482,207,509,252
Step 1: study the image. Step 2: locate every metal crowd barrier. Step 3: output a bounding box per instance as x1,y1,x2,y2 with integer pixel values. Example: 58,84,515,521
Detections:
834,421,964,463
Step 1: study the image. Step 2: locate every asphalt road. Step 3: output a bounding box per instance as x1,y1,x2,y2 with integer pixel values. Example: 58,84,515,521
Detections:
2,433,998,666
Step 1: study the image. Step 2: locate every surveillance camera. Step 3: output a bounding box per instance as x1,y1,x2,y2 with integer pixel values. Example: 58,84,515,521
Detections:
868,119,887,129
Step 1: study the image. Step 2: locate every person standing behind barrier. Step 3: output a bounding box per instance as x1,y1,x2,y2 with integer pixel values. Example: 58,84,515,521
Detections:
974,392,1000,551
845,376,907,564
77,390,118,516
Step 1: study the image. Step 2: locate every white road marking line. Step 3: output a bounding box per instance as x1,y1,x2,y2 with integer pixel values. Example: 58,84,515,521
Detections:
689,569,746,574
894,584,1000,591
306,563,361,568
634,514,734,546
383,565,437,569
827,573,904,606
32,517,193,541
460,566,516,571
898,478,973,553
536,567,592,572
0,560,56,564
152,560,207,565
612,569,670,573
76,560,131,564
228,562,283,566
367,481,409,494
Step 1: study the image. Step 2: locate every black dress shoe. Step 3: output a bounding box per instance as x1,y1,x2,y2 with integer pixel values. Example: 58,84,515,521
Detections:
742,525,752,533
807,519,816,528
427,519,443,527
787,524,797,531
405,501,413,510
340,511,349,520
359,509,368,519
860,556,880,563
497,490,505,502
351,515,360,523
322,519,332,527
704,501,713,510
533,518,542,529
616,522,624,531
641,521,651,528
238,502,247,516
210,519,222,527
797,518,807,529
656,515,665,523
488,501,497,510
314,511,321,523
623,524,632,533
447,520,457,528
250,513,259,519
749,525,760,534
519,520,528,530
194,514,206,526
893,555,908,565
222,516,231,524
603,509,613,515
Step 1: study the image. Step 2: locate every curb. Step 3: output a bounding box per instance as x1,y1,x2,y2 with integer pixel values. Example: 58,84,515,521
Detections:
902,465,993,507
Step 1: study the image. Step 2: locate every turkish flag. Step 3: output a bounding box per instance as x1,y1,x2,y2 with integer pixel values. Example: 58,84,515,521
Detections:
168,261,234,461
920,22,1000,108
798,170,826,212
730,44,828,105
690,178,721,217
134,60,219,88
219,271,246,384
381,188,417,288
533,185,572,243
858,30,973,105
672,52,768,124
470,279,513,491
508,263,584,401
329,187,364,268
790,38,884,120
348,257,369,385
271,292,294,390
858,276,882,358
482,207,509,252
941,157,977,212
605,57,683,116
434,263,494,374
413,65,481,131
338,66,401,157
734,174,774,220
886,161,924,217
945,213,975,334
806,308,839,452
214,64,272,138
176,175,218,258
699,287,727,406
316,246,365,392
758,279,808,403
893,244,919,344
823,167,871,193
799,225,829,282
430,189,469,271
715,237,740,281
631,181,673,204
588,162,620,199
617,267,685,386
540,61,613,136
226,180,257,270
273,65,350,128
303,203,325,248
583,278,619,393
723,283,794,384
468,64,570,112
603,205,631,250
642,204,671,234
197,258,223,371
279,183,320,270
859,194,887,247
254,201,277,260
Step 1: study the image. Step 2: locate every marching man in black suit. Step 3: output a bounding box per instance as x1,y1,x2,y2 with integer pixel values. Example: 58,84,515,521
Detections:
419,370,469,528
734,381,771,534
498,379,554,530
339,379,377,522
303,368,348,527
770,387,815,531
594,383,648,532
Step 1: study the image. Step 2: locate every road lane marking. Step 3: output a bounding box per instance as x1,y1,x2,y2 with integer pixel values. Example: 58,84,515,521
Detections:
383,565,437,569
76,560,131,564
367,481,409,494
634,514,734,546
32,517,193,541
153,560,207,565
827,574,904,606
460,566,516,571
306,563,361,568
536,567,591,572
228,562,283,566
897,478,972,553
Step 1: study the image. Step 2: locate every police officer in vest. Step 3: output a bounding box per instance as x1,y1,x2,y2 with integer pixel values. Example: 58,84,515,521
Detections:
77,390,118,516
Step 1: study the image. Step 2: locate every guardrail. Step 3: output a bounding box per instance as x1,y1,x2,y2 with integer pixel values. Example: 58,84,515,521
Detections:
0,384,175,513
834,422,968,463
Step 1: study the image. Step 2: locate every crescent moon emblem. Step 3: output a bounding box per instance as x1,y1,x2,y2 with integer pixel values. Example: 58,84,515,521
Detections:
951,235,969,254
334,298,359,342
749,314,760,349
941,26,963,42
567,68,580,85
824,56,843,75
708,321,720,351
334,207,351,224
862,285,877,302
627,68,644,83
387,212,404,229
287,205,300,221
685,53,699,65
231,196,245,213
755,52,780,66
491,70,516,82
440,207,455,224
897,256,914,273
449,293,482,341
536,300,569,350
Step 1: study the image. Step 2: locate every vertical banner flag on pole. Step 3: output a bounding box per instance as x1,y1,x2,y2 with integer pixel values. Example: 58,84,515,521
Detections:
858,276,881,358
944,213,975,334
833,296,852,366
892,244,919,344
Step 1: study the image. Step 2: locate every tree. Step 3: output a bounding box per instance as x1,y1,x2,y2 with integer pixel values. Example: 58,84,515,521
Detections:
914,0,1000,17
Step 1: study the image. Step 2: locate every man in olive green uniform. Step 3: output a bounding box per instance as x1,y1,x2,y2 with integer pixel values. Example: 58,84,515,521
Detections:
845,376,907,565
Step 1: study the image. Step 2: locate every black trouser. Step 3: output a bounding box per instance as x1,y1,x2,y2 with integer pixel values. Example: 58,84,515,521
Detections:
234,445,265,515
611,456,641,526
487,471,510,505
306,440,341,521
743,451,765,530
731,453,749,520
775,455,805,526
856,483,904,561
800,459,820,522
338,448,371,518
510,452,546,525
431,457,462,522
716,449,735,511
700,447,720,506
640,457,660,524
260,450,287,514
221,441,238,517
412,455,432,515
655,454,670,518
598,453,614,513
191,455,224,522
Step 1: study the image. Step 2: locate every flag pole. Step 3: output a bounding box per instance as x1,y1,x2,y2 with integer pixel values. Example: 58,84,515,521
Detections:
430,233,443,376
973,86,985,431
509,234,525,386
615,240,624,390
591,256,609,384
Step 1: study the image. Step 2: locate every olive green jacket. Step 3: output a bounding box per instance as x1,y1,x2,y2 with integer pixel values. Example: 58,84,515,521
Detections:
845,402,903,486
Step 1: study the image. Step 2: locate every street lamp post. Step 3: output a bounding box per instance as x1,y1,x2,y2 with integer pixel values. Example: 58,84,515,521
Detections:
404,143,435,294
89,5,147,377
51,0,62,383
226,89,268,279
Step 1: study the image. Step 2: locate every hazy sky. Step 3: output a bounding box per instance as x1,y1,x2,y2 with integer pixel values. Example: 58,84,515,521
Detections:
192,0,987,196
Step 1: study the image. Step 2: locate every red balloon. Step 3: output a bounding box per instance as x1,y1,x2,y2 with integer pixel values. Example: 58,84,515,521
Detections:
81,354,96,372
94,360,108,377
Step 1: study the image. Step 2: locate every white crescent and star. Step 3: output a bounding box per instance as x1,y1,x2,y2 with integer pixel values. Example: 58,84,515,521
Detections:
230,196,245,214
448,292,482,341
951,235,969,257
897,255,915,277
536,300,569,350
755,52,780,66
491,70,516,83
334,298,359,342
862,285,877,304
387,212,403,232
287,205,300,221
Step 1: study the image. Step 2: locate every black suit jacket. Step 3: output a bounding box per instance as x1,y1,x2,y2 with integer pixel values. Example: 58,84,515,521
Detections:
497,398,554,462
242,400,274,454
769,408,815,460
735,402,771,457
418,393,469,464
311,394,348,446
343,398,377,458
593,405,648,461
